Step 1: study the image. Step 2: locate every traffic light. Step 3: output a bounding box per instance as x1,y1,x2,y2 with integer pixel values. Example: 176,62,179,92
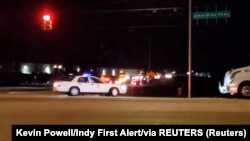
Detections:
42,14,52,30
43,14,51,21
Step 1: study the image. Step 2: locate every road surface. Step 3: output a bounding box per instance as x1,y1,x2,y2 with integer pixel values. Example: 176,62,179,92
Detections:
0,90,250,141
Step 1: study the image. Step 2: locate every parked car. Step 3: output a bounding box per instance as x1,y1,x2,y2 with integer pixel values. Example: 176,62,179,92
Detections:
53,75,128,96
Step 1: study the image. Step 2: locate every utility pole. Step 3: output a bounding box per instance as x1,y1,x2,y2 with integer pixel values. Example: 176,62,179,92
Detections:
188,0,192,98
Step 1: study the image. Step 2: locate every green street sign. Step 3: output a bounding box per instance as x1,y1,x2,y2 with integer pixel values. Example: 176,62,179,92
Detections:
193,11,231,19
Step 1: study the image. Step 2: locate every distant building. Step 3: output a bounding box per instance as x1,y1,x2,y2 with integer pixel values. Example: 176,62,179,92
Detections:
19,62,142,77
20,63,63,75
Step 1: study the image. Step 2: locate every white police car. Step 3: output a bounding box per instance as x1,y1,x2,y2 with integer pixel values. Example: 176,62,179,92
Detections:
53,75,128,96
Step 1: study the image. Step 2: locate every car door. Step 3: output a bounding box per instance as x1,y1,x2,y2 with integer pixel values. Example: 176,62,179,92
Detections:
77,76,93,93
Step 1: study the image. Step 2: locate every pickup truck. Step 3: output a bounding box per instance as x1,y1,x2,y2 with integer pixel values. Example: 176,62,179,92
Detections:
53,75,128,96
218,66,250,97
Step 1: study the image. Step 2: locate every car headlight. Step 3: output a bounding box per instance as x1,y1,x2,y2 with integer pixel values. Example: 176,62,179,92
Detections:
53,82,60,87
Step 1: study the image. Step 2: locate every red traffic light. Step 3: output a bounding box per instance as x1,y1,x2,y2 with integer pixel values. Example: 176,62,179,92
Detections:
43,14,51,21
42,14,53,30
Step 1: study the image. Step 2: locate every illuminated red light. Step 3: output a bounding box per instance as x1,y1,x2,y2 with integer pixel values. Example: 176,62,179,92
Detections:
43,14,51,21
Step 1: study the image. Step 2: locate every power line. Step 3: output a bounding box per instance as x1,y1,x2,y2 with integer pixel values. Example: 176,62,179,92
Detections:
94,24,186,30
63,6,187,14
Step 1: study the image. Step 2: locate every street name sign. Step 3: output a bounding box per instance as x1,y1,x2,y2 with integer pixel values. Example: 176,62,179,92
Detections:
193,11,231,19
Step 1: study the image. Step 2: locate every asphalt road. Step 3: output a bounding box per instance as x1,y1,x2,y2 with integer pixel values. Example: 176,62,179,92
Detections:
1,91,250,141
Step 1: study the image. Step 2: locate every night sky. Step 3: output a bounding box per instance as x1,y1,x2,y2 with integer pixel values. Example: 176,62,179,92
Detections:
0,0,249,74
